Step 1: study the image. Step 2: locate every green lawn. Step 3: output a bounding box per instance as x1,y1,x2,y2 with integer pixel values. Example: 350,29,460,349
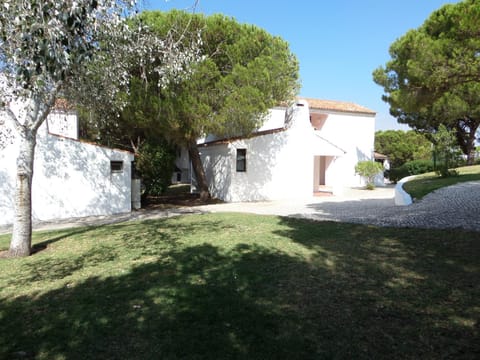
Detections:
0,213,479,359
403,165,480,200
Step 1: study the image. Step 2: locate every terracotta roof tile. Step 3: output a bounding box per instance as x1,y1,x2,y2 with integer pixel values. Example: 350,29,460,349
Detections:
53,98,75,111
300,97,376,115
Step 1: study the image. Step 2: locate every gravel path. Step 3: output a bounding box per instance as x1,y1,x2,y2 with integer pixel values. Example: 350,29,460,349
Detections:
1,182,479,234
196,182,480,232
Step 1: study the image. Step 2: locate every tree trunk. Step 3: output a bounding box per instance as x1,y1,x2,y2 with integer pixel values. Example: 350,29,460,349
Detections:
188,141,210,201
455,117,479,166
9,128,37,257
466,147,476,166
460,134,476,166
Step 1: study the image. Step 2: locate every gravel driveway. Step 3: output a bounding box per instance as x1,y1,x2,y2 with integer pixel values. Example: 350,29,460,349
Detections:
197,182,480,232
1,182,479,234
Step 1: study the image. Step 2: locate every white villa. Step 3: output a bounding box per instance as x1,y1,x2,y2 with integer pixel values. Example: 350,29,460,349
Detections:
0,102,136,226
177,98,378,202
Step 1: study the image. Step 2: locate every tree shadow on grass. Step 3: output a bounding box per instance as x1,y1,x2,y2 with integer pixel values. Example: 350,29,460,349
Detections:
5,217,231,288
0,217,478,359
273,217,480,358
0,243,322,360
30,226,105,254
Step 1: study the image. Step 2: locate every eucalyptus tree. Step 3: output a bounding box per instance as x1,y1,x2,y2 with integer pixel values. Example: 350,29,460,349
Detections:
0,1,199,257
138,11,300,200
373,0,480,164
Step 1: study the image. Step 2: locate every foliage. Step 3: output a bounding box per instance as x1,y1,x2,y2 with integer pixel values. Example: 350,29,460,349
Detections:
1,213,478,358
78,76,166,152
77,18,203,149
375,130,431,168
0,0,138,257
387,159,435,183
355,161,383,189
135,142,176,196
136,11,300,199
432,124,462,177
0,1,200,256
373,0,480,164
403,165,480,200
78,78,177,197
404,159,435,176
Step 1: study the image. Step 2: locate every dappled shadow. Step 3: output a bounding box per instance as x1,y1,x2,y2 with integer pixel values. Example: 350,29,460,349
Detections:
0,216,478,359
35,130,132,220
30,226,103,254
201,129,291,202
0,243,321,359
273,217,480,357
1,121,133,227
0,140,16,225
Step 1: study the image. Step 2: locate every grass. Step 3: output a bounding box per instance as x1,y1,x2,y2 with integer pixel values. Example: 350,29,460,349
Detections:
403,165,480,200
0,213,479,359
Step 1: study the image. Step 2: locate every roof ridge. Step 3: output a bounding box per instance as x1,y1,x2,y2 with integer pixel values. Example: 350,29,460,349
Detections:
298,97,376,115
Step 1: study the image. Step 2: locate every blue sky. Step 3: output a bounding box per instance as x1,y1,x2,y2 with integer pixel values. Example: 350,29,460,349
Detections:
145,0,460,130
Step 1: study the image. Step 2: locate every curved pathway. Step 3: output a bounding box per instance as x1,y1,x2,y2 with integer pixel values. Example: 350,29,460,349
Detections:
1,182,479,234
372,181,480,231
198,182,480,232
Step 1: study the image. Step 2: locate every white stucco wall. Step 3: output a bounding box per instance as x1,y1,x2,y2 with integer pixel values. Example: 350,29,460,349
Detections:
199,100,376,202
314,111,375,188
46,110,79,139
0,114,133,225
256,107,288,132
172,146,191,183
201,126,313,202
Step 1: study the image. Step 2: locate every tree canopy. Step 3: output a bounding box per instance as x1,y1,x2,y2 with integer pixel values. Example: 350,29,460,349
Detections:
122,11,300,199
373,0,480,164
0,1,199,257
0,0,138,257
375,130,432,168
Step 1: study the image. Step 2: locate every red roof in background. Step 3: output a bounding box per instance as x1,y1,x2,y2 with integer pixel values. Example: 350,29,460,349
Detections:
301,97,376,115
52,98,75,111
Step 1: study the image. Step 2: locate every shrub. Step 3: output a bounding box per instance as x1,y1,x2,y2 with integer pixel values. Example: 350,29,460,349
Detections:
355,161,384,189
135,142,176,196
405,160,434,175
387,160,435,183
386,166,409,183
436,168,459,178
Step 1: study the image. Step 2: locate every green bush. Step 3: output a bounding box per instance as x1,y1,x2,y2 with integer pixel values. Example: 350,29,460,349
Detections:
387,160,435,183
405,159,434,175
355,161,384,189
386,167,409,183
436,168,459,178
135,142,176,196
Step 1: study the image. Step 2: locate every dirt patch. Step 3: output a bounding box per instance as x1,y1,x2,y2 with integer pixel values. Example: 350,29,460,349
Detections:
144,193,223,210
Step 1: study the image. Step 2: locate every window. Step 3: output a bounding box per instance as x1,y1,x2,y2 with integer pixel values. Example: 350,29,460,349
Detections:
236,149,246,172
110,160,124,173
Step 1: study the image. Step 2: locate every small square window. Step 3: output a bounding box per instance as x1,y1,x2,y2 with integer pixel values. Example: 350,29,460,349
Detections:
110,160,124,173
236,149,246,172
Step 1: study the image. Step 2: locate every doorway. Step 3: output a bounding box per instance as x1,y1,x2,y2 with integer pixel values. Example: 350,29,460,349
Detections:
313,156,334,193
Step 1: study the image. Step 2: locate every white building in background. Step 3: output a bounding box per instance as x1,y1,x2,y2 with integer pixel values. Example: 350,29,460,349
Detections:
191,98,377,202
0,101,135,226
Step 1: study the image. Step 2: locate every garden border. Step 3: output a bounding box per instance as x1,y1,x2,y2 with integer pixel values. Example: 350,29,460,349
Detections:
395,175,416,206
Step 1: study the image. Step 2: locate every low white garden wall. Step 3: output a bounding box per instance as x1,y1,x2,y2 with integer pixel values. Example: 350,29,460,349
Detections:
395,176,416,206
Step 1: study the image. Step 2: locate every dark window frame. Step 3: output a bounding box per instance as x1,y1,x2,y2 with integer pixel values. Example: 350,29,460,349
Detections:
110,160,124,173
236,148,247,172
